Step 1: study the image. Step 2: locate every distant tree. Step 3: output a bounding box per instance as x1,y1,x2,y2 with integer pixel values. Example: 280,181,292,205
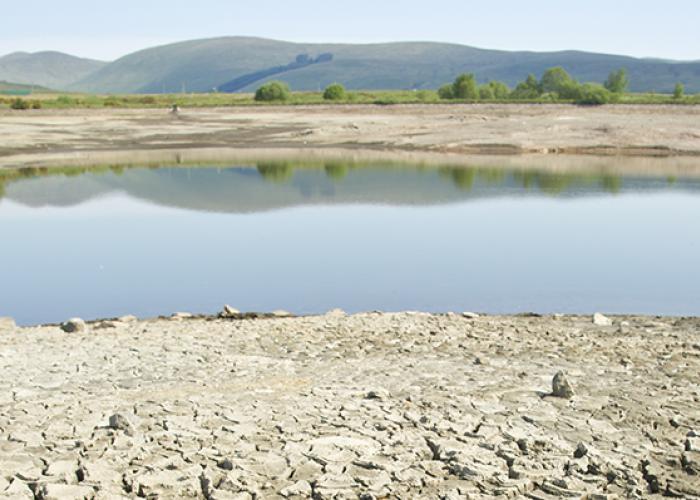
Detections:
254,81,291,102
488,81,510,99
438,84,454,99
673,83,685,99
10,98,29,110
540,67,575,95
604,68,629,94
323,83,346,101
574,83,612,105
479,85,495,100
510,74,541,99
452,73,479,100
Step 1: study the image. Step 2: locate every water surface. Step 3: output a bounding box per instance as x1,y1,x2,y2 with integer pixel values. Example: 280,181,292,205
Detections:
1,162,699,325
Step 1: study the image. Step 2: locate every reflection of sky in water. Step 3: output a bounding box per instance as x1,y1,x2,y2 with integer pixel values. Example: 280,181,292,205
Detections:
1,165,699,325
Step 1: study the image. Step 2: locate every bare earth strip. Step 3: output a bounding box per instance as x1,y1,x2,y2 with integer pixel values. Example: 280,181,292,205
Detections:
0,313,698,498
1,104,699,172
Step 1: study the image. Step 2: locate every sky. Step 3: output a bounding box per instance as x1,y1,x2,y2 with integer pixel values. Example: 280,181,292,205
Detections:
2,1,698,61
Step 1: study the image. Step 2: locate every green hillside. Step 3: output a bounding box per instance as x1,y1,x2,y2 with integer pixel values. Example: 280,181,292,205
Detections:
70,37,700,94
0,51,106,89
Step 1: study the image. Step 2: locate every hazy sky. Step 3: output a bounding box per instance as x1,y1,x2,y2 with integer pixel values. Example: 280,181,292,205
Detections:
2,1,698,61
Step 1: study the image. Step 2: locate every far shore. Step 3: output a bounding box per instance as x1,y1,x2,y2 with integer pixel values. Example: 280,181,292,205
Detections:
1,104,699,174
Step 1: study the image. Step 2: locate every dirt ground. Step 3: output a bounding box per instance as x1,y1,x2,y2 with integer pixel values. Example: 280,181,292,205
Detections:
0,312,699,499
1,104,699,171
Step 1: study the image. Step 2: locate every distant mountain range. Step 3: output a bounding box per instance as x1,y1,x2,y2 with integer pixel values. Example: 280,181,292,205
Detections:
1,37,698,94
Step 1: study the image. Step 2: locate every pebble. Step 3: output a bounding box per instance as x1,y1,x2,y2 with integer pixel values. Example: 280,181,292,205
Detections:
552,371,575,399
593,313,613,326
60,318,87,333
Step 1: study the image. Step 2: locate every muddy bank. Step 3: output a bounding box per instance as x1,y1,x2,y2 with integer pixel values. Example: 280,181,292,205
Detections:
1,104,699,171
0,311,698,498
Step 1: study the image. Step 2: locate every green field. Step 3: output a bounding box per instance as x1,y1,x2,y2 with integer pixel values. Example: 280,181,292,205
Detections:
1,89,698,110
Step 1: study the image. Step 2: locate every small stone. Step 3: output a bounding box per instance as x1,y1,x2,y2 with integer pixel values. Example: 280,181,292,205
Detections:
108,413,135,436
686,437,700,452
61,318,87,333
365,389,389,400
593,313,613,326
574,442,588,458
0,317,16,331
462,312,480,319
218,458,234,471
221,305,241,318
272,310,293,318
552,371,575,399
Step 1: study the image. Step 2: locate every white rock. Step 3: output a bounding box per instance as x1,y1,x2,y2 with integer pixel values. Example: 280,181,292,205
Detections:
221,305,241,318
272,310,293,318
462,312,480,319
593,313,613,326
61,318,87,333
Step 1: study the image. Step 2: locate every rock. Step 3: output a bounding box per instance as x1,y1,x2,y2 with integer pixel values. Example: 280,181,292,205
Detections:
108,413,135,436
365,389,389,400
118,315,138,323
0,317,16,331
61,318,87,333
171,312,193,320
462,312,480,319
552,371,575,399
221,305,241,318
593,313,613,326
218,458,234,471
574,442,588,458
272,310,293,318
686,437,700,452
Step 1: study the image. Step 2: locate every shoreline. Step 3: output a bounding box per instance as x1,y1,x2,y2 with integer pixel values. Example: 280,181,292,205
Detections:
1,104,699,172
1,310,698,498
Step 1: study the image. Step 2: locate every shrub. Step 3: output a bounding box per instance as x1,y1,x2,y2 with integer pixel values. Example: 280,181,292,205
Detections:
323,83,346,101
438,84,454,100
254,81,291,102
604,68,629,94
574,83,612,105
31,100,42,109
510,74,541,99
479,86,495,100
673,83,684,99
488,81,510,99
540,67,575,95
10,98,28,110
452,73,479,100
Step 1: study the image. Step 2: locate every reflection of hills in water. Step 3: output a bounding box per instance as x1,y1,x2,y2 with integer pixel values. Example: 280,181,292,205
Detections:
2,162,699,213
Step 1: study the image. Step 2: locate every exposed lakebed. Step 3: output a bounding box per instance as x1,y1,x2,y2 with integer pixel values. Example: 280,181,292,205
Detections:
1,161,699,325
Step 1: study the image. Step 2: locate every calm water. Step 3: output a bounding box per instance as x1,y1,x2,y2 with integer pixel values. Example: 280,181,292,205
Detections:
1,162,699,325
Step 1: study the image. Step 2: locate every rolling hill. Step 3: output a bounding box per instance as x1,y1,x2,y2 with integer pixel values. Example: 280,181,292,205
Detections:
71,37,700,94
0,51,106,90
3,38,699,94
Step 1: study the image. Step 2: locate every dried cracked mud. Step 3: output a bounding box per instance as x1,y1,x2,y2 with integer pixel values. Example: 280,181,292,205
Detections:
1,312,699,499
